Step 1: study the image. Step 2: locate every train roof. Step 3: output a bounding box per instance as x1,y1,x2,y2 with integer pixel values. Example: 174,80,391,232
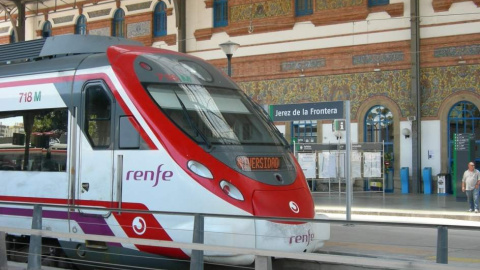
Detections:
0,35,239,90
0,35,142,64
0,35,143,78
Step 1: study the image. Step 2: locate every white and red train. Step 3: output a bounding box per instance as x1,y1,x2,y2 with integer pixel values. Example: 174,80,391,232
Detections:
0,35,329,268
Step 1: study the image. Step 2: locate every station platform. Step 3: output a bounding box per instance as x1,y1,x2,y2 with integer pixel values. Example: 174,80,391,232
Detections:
313,192,480,222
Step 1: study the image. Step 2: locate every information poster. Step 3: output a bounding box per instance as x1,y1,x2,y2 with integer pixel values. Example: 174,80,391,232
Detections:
352,151,362,178
297,153,317,179
318,151,345,178
333,151,345,178
364,152,382,177
318,152,332,178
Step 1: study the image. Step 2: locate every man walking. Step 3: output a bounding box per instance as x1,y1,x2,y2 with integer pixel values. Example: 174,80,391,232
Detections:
462,162,480,213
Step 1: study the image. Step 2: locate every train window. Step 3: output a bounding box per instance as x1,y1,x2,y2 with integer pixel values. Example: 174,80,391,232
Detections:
85,84,112,148
179,61,213,82
0,109,68,172
119,116,140,149
146,84,287,147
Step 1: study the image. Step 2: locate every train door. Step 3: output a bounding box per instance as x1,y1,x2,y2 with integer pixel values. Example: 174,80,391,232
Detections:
77,81,115,215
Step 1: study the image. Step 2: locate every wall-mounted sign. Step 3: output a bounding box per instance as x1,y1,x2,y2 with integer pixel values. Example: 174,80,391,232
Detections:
269,101,344,121
332,119,346,131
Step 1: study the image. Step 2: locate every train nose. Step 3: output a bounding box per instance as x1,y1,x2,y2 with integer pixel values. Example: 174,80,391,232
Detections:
251,188,330,252
252,188,314,219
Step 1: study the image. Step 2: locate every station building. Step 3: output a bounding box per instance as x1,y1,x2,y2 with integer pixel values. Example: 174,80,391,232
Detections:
1,0,479,193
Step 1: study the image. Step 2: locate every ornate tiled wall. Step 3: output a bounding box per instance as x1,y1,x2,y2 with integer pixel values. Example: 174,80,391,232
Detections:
316,0,364,11
238,64,480,120
230,0,292,22
421,65,480,117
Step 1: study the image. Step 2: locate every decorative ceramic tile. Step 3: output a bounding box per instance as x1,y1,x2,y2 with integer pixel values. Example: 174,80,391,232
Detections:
231,0,292,23
353,52,404,65
317,0,364,11
89,27,110,36
434,44,480,58
282,59,326,71
421,65,480,117
52,15,74,24
87,9,112,18
126,1,152,12
127,21,151,38
238,64,480,119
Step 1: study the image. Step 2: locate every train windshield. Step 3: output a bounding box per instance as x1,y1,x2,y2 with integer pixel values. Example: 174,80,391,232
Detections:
146,84,287,147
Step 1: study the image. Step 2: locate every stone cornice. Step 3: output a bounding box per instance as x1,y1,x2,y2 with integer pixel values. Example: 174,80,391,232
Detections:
432,0,480,12
153,33,176,46
369,2,404,17
194,28,213,41
204,0,213,9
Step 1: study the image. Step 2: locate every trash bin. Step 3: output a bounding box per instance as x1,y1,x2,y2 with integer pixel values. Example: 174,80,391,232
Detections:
437,173,451,195
437,174,446,195
385,167,394,193
400,167,409,194
423,167,432,194
364,179,370,191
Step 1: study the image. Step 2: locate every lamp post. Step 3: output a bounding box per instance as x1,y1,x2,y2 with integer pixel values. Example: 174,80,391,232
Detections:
219,40,240,77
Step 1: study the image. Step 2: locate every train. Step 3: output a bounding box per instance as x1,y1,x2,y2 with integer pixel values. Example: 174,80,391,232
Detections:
0,35,329,268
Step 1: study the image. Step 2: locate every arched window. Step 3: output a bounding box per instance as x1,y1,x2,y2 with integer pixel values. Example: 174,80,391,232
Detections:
42,21,52,38
153,1,167,37
213,0,228,28
295,0,313,16
10,30,15,43
365,105,394,155
112,8,125,37
448,101,480,167
76,15,87,35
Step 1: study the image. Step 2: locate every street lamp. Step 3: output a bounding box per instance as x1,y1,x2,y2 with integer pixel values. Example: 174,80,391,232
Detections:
219,40,240,77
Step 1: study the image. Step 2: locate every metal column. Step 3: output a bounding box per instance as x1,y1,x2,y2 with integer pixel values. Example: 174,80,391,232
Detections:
410,0,421,193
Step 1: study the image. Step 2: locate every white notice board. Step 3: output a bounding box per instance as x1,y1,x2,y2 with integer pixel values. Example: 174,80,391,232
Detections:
352,151,362,178
318,151,345,178
363,152,382,178
297,153,316,179
318,152,333,178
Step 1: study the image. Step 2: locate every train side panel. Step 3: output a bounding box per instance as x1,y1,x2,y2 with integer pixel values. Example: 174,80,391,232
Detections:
0,71,75,235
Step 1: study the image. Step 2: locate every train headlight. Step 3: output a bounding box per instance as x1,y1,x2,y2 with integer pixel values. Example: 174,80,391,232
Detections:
187,160,213,179
219,180,244,201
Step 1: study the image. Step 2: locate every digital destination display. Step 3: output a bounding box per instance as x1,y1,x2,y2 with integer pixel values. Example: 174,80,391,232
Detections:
236,156,282,171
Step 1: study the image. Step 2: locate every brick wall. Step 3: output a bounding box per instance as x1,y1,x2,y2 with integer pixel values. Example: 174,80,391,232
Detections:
0,36,10,45
88,19,113,36
52,25,75,36
210,32,480,83
125,12,153,45
211,40,412,82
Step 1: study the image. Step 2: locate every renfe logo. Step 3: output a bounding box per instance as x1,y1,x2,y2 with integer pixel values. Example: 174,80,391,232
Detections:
126,164,173,187
289,201,300,213
289,229,314,246
132,217,147,235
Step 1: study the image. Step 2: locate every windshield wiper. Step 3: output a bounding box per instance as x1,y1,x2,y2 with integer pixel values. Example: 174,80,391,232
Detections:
173,90,213,151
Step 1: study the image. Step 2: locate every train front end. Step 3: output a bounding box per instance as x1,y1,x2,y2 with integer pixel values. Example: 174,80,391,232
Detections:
108,45,330,264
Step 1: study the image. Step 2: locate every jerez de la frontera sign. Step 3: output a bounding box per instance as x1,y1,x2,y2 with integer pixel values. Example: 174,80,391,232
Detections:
269,101,344,121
